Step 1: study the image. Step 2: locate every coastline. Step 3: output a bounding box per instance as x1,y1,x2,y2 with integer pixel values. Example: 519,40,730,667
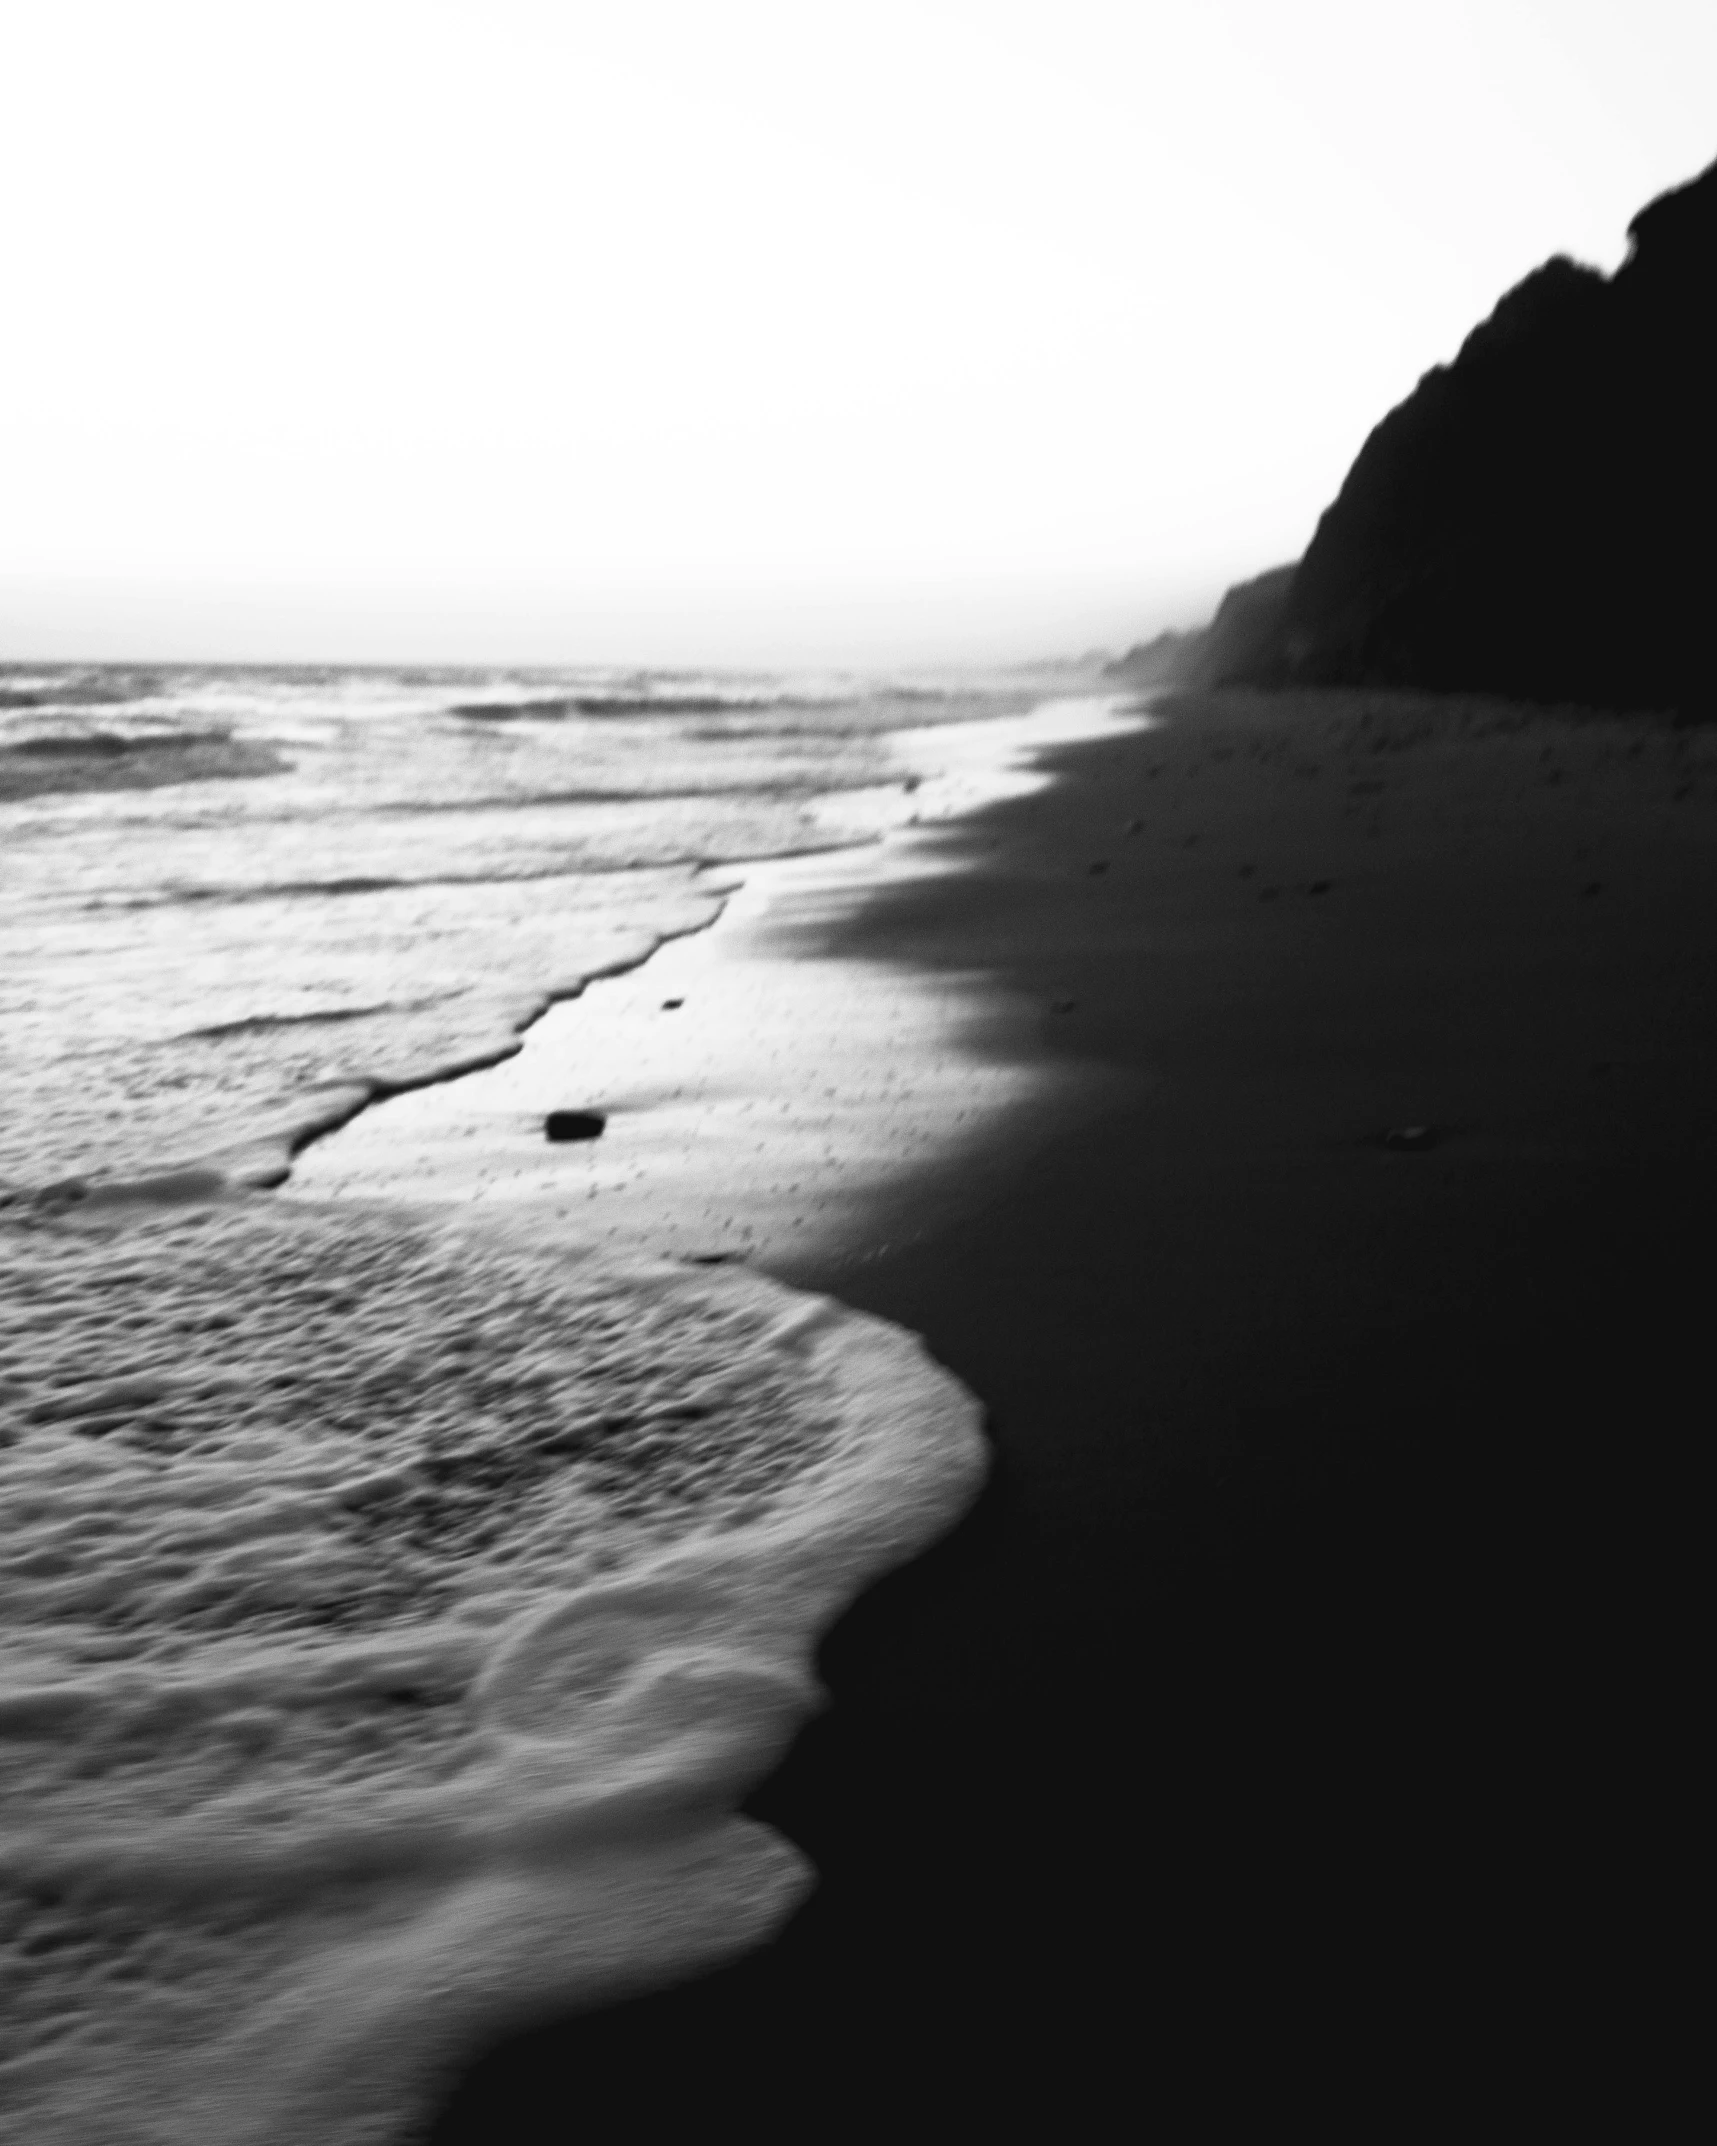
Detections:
286,692,1145,1266
3,685,1150,2144
428,683,1714,2128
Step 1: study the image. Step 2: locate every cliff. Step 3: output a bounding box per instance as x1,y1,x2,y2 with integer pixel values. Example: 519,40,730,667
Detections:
1103,566,1297,694
1176,565,1296,690
1103,628,1198,689
1248,156,1717,714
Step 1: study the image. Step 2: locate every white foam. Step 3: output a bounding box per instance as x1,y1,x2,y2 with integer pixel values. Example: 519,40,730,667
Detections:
0,1196,984,2143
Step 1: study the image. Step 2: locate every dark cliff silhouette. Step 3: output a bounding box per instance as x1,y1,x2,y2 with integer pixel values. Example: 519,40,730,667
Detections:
1180,564,1295,689
1176,156,1716,714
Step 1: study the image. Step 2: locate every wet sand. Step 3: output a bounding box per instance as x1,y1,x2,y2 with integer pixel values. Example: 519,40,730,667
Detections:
429,686,1712,2131
288,693,1143,1260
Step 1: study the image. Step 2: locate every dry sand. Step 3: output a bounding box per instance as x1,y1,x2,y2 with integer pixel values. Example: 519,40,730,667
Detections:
428,685,1712,2131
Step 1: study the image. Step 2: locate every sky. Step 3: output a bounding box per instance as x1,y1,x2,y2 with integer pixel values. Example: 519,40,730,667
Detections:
3,0,1713,668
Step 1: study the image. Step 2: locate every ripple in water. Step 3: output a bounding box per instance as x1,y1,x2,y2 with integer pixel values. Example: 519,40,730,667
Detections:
0,1195,986,2144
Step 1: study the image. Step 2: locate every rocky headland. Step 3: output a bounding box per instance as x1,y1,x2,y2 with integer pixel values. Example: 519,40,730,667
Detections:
1132,155,1716,716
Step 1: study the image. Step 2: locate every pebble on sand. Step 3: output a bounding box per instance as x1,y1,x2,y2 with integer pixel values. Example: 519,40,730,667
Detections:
545,1109,607,1142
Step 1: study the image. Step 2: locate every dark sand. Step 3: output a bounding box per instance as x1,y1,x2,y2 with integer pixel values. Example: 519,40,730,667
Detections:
431,688,1711,2130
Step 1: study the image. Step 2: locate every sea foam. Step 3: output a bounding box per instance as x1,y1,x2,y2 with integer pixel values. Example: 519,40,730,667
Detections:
0,1192,984,2143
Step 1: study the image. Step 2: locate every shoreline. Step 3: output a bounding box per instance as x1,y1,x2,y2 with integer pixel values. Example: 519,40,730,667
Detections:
11,675,1112,1215
2,682,1150,2142
428,682,1714,2128
0,1195,991,2146
284,692,1145,1268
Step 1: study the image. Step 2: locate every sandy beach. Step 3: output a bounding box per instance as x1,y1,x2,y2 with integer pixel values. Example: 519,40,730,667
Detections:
11,19,1712,2141
426,683,1714,2131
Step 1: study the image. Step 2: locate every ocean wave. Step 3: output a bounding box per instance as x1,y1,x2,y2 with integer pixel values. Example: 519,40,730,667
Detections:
1,731,289,803
368,780,837,813
170,1001,443,1043
0,672,173,714
117,876,410,908
3,867,737,1203
0,1195,985,2145
88,822,874,914
450,693,842,721
448,685,1026,726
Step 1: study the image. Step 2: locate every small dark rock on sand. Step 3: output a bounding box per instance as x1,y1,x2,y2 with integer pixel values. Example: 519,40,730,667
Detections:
661,998,684,1010
545,1110,607,1142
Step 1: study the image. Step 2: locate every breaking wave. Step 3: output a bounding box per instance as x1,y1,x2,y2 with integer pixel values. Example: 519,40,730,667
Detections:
0,731,290,803
450,693,839,721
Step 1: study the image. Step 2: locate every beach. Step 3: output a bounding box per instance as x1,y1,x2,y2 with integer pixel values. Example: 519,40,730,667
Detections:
1,672,1146,2143
425,683,1714,2130
5,671,1707,2137
10,13,1713,2138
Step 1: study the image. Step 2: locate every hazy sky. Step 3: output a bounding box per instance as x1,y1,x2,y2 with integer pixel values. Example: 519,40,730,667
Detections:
4,1,1713,666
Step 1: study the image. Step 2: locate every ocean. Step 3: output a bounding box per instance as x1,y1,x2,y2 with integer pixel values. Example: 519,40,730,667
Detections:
0,662,1132,2142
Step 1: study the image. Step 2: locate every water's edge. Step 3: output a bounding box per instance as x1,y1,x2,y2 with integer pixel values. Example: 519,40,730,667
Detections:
1,1196,986,2144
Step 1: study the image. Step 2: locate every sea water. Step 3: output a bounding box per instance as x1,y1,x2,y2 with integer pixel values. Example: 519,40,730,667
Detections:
0,662,1125,2141
0,663,1062,1194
